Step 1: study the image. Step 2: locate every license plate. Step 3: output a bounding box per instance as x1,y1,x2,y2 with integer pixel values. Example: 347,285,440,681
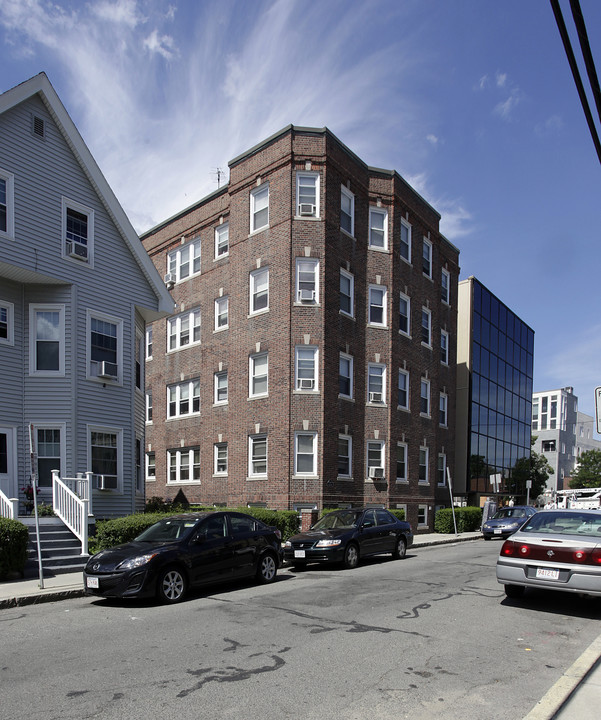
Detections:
86,576,99,589
494,529,502,534
294,550,306,558
536,568,559,581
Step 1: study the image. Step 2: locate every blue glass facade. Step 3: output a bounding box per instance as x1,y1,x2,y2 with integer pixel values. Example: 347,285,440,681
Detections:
469,279,534,494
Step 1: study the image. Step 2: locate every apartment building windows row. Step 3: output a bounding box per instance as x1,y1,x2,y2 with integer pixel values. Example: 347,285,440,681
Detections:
168,446,200,484
422,237,433,279
167,237,201,284
214,296,229,331
168,308,201,351
339,353,353,399
214,443,228,475
250,184,269,233
295,346,318,391
249,352,268,398
294,432,318,476
250,266,269,314
367,363,386,404
296,259,319,304
368,285,387,327
296,172,320,217
398,369,409,410
167,379,200,419
396,442,408,482
369,208,388,250
399,293,410,336
340,185,354,236
340,269,354,317
214,370,228,404
338,434,352,478
215,223,229,259
400,218,411,263
249,434,267,476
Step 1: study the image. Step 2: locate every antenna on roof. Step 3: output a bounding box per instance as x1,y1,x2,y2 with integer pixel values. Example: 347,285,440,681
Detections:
212,167,226,188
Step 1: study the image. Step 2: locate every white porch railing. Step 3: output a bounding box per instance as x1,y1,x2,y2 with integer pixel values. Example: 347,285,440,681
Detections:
0,489,19,519
52,470,92,555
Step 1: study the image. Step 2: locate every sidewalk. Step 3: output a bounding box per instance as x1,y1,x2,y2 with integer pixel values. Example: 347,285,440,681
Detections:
1,530,599,719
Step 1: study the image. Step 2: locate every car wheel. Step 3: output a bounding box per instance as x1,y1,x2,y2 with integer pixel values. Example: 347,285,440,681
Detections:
157,567,187,604
343,543,359,569
256,552,278,584
504,584,525,599
483,535,491,541
392,536,407,559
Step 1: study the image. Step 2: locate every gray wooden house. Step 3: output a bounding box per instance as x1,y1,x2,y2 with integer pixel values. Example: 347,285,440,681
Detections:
0,73,173,528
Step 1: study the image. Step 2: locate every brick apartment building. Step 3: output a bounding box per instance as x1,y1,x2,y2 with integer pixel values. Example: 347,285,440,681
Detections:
140,125,460,532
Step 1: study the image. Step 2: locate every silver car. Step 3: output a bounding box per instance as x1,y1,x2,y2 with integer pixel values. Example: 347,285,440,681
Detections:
496,509,601,598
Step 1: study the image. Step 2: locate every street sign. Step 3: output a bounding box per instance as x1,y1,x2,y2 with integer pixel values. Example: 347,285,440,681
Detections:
596,387,601,435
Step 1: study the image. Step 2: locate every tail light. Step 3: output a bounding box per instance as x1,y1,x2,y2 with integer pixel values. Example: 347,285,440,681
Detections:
572,549,587,563
592,548,601,565
500,540,515,556
501,540,531,557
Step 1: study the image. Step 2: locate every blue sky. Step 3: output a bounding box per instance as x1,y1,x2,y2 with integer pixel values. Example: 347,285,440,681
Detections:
1,0,600,424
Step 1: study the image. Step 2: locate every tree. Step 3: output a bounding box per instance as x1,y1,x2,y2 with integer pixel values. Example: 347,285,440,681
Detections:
508,437,553,501
569,449,601,489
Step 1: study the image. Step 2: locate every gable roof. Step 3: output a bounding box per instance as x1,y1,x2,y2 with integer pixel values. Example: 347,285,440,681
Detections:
0,73,173,321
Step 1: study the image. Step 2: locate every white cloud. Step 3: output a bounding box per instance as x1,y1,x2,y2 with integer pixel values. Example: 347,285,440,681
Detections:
92,0,142,27
405,173,473,241
535,114,564,137
426,134,439,146
143,29,177,59
493,89,520,120
495,71,507,88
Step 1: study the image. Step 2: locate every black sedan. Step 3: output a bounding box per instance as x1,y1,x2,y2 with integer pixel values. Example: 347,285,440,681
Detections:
283,508,413,569
84,511,283,603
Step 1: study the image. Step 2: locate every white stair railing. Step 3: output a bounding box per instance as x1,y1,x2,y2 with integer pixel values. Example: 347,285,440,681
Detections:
52,470,90,555
0,489,19,519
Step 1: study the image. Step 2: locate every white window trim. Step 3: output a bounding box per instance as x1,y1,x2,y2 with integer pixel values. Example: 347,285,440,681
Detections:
367,363,386,404
29,304,66,377
420,378,431,417
167,379,200,419
438,453,447,486
340,268,354,318
249,352,268,398
338,434,352,479
441,330,449,365
295,258,319,304
421,307,432,347
214,442,228,476
339,352,354,399
249,266,269,315
167,446,200,485
167,237,201,283
294,431,318,477
33,423,66,489
296,172,320,218
422,237,433,279
419,446,430,484
214,370,228,405
62,196,94,266
214,296,229,332
368,285,387,328
400,217,412,264
396,441,408,483
167,308,201,352
145,391,153,424
215,222,229,259
250,184,269,234
441,268,451,304
145,451,156,482
0,169,15,240
399,292,411,337
295,346,318,392
369,207,388,250
398,369,410,411
0,300,15,346
248,434,268,477
440,393,448,427
366,440,385,481
418,504,429,527
88,424,123,493
340,185,355,237
86,309,123,384
145,326,153,360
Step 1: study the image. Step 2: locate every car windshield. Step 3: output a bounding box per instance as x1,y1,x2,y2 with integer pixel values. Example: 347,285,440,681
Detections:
312,511,361,530
493,508,529,519
520,511,601,537
136,517,201,542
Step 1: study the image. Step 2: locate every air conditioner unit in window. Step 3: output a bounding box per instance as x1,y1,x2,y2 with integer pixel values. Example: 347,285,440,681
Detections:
299,203,316,216
67,240,88,260
369,467,384,479
369,392,383,403
98,361,118,379
299,289,315,303
96,474,118,490
299,378,315,390
164,272,176,288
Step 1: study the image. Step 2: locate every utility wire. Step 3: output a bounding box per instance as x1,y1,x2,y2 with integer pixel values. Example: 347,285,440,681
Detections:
569,0,601,128
550,0,601,166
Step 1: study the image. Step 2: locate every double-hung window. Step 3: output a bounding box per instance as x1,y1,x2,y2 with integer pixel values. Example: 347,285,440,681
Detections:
422,238,433,278
441,268,450,304
88,311,121,381
420,378,431,416
400,218,411,262
421,307,432,346
419,446,429,484
168,309,201,351
399,293,410,336
441,330,449,365
167,237,201,283
338,435,352,478
167,379,200,418
30,304,65,376
295,346,318,391
146,452,156,481
0,301,14,346
90,427,121,491
368,363,386,404
439,393,448,427
368,285,387,327
369,208,388,250
63,198,93,264
145,326,153,360
214,443,228,475
215,223,229,258
340,185,354,235
249,352,268,397
339,353,353,398
145,390,153,422
296,173,319,217
396,443,408,482
366,441,385,478
214,370,228,404
398,369,409,410
295,432,317,476
168,446,200,483
36,427,63,488
0,170,14,238
340,269,354,317
249,435,267,476
296,259,319,303
215,296,229,330
438,453,447,486
250,184,269,233
250,267,269,314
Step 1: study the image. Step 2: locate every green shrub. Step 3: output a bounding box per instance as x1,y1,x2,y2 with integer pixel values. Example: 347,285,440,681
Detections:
388,508,406,522
0,518,29,580
92,513,166,553
234,507,299,541
434,506,482,533
36,502,56,517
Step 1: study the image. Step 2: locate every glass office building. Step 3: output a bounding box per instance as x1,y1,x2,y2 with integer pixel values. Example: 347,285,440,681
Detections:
455,277,534,500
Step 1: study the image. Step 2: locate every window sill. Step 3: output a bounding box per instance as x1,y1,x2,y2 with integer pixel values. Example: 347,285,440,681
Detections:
338,395,355,402
213,326,229,334
248,308,270,319
399,331,412,340
397,406,410,413
367,324,388,330
294,301,321,308
248,226,269,238
420,413,431,420
339,310,355,320
166,480,201,486
340,228,355,240
294,214,321,221
337,476,353,482
246,475,267,481
395,479,409,484
248,394,269,401
213,401,228,408
421,342,432,350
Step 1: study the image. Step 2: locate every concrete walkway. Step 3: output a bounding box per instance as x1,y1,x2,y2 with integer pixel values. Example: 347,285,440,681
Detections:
1,530,599,719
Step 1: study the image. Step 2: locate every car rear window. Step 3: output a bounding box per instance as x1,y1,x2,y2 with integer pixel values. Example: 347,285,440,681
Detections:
521,512,601,537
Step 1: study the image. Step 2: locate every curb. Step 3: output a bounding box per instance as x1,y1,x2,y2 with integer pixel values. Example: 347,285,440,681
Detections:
413,534,480,549
0,587,85,609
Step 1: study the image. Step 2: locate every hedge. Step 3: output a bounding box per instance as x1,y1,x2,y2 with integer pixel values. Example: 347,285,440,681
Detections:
0,518,29,580
434,506,482,533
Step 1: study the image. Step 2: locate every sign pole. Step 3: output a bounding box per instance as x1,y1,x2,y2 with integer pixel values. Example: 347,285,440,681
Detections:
446,467,458,536
29,424,44,589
